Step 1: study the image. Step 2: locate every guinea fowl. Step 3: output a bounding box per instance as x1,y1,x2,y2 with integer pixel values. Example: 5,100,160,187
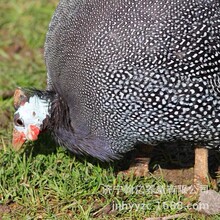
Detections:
13,0,220,186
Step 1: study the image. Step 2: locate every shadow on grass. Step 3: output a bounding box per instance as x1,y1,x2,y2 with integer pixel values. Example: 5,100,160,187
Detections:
22,132,220,185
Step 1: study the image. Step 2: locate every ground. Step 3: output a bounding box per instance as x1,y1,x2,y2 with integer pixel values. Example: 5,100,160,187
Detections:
0,0,220,219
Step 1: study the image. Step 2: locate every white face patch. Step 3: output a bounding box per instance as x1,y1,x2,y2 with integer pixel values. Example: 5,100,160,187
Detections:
14,95,50,136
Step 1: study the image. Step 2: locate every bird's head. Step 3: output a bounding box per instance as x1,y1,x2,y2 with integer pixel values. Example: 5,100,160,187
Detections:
12,88,51,151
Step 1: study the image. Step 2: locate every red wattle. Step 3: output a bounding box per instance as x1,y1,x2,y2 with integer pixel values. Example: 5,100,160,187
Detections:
29,125,40,141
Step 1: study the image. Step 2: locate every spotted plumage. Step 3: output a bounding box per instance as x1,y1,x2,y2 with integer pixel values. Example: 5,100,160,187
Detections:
13,0,220,161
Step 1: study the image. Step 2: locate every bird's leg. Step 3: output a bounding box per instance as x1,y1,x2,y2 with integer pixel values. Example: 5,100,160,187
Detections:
118,145,153,177
127,157,151,176
194,147,209,189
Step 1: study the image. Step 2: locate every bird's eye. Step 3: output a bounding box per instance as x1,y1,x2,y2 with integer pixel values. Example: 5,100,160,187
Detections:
14,118,24,127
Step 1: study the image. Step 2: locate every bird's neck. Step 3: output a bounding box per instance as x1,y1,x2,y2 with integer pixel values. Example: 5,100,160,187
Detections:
47,92,72,132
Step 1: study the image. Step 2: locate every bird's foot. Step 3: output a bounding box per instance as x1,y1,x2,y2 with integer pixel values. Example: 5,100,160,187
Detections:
117,145,153,177
118,157,150,177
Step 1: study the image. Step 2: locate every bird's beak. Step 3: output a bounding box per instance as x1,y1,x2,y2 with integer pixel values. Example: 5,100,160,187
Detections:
12,128,26,151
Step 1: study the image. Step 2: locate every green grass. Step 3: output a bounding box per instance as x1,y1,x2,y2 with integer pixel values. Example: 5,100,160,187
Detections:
0,0,219,219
